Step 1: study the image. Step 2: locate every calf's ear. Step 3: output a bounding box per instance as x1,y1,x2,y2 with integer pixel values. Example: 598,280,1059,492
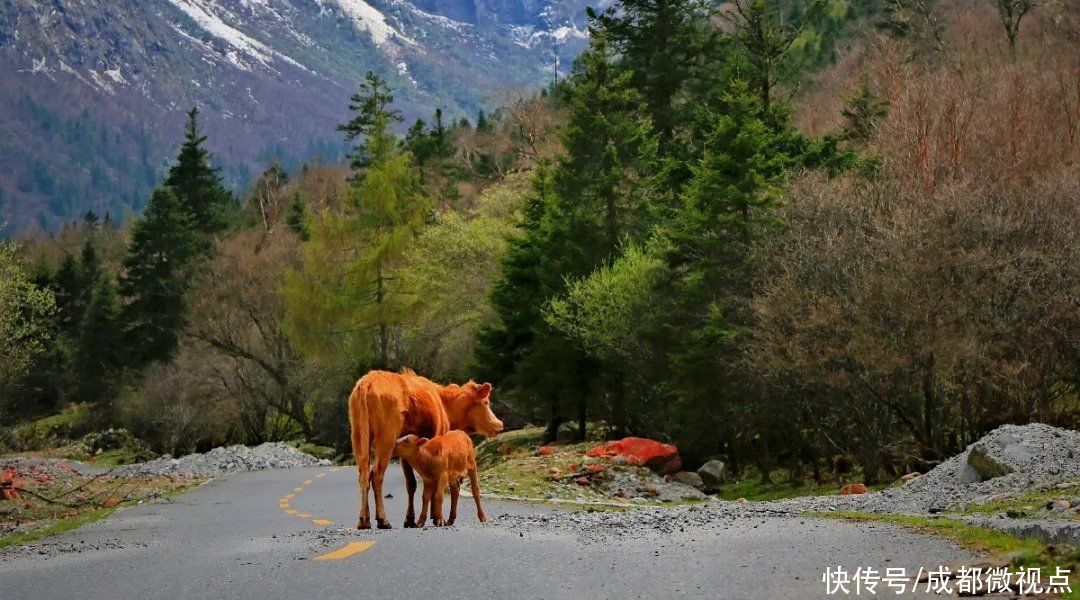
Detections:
478,382,492,398
417,437,429,446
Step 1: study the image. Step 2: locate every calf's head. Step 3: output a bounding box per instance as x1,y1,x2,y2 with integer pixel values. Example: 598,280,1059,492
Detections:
444,381,504,437
394,434,429,462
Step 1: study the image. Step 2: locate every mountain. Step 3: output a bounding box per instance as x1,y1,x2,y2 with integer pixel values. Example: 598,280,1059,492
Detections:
0,0,592,233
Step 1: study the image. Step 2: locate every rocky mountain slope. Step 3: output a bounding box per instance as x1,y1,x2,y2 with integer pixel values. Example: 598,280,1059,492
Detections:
0,0,591,233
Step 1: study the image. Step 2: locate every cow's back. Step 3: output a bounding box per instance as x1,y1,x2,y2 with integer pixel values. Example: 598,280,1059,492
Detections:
357,370,449,439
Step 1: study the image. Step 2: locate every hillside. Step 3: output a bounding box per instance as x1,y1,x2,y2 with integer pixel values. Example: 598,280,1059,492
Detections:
0,0,591,233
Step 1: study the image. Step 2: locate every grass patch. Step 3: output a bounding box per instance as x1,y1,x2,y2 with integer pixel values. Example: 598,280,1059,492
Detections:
954,480,1080,520
822,511,1080,599
715,470,892,502
0,508,115,550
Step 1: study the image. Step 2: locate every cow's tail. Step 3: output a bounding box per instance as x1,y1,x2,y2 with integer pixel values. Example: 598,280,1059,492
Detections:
349,376,373,526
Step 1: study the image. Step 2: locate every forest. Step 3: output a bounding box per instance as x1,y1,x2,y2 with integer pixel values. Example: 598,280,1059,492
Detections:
1,0,1076,485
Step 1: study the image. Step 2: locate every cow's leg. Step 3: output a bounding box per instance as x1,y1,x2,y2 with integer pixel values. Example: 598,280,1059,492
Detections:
468,467,486,522
351,408,371,530
401,459,418,528
417,480,433,528
447,479,460,526
371,431,396,529
432,473,448,526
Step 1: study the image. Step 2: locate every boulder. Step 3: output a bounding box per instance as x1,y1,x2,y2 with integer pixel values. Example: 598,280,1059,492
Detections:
537,446,555,457
697,460,726,488
669,471,704,489
967,445,1014,481
586,437,682,475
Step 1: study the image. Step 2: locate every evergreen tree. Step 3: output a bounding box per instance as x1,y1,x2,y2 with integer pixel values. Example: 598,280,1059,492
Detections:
285,193,310,241
338,72,403,177
587,0,720,145
73,276,123,406
165,108,233,234
841,77,889,142
120,188,209,367
286,77,428,369
476,38,657,439
52,253,85,337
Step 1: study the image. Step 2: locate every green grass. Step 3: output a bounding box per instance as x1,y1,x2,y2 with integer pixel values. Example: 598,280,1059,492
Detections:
954,480,1080,520
822,511,1080,599
715,471,892,502
0,508,116,550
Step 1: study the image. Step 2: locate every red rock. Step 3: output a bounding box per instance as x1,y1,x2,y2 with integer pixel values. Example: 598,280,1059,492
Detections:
840,483,868,495
1,489,21,501
59,510,78,519
567,463,579,472
574,476,591,486
103,497,121,507
537,446,555,456
646,486,659,496
586,437,682,475
585,464,605,474
901,472,920,482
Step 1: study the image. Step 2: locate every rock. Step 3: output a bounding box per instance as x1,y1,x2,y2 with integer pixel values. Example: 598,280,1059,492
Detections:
839,483,868,495
630,497,648,504
586,437,682,475
736,497,747,503
585,464,605,475
1071,498,1080,508
537,446,555,457
574,476,591,486
669,471,704,489
901,472,920,483
1052,499,1071,511
967,445,1014,481
697,460,726,488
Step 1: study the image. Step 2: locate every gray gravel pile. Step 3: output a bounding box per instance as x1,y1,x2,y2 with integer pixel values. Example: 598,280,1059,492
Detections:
111,442,331,477
496,423,1080,539
855,423,1080,514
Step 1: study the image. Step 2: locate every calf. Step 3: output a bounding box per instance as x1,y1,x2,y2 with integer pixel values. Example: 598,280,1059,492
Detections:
394,432,486,527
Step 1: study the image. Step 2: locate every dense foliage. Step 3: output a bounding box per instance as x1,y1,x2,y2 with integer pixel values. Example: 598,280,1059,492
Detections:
2,0,1076,485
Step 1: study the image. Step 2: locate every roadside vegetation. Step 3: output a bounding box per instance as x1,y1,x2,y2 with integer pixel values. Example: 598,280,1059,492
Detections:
827,511,1080,599
1,0,1077,504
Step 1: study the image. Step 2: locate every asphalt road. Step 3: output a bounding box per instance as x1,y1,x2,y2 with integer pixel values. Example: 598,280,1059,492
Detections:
0,465,978,599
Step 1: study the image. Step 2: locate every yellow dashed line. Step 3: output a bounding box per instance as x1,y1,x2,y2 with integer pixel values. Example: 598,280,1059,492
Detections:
297,513,312,518
283,494,294,499
284,509,299,515
330,467,340,473
294,487,303,492
303,479,312,485
315,473,326,479
314,542,375,561
312,519,333,526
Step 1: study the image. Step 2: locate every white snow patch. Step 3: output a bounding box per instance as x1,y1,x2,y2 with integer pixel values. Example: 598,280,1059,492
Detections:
334,0,413,47
167,0,309,72
104,67,128,85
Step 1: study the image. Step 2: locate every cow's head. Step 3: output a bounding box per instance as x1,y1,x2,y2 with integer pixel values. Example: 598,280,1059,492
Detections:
444,381,504,437
394,434,429,461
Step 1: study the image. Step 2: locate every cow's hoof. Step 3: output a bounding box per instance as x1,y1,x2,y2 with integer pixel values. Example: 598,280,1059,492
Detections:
376,518,392,530
357,517,371,530
433,518,445,527
445,519,456,527
403,517,417,528
477,512,487,523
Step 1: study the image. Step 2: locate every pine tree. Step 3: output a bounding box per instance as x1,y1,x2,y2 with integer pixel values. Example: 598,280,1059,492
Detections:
165,108,233,234
338,72,403,177
285,193,310,241
120,188,209,367
476,37,656,439
73,276,123,406
52,253,85,337
841,77,889,142
286,77,428,369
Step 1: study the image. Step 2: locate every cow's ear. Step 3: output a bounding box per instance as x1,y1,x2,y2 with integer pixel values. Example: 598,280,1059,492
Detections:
417,437,429,446
478,382,492,398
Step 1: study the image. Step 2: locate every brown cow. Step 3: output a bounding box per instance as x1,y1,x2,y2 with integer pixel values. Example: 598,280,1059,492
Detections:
394,432,486,527
348,369,503,529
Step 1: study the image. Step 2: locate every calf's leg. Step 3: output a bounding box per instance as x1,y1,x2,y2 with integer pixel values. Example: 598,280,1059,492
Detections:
447,479,460,526
402,460,418,528
417,479,433,528
432,473,448,526
468,467,486,522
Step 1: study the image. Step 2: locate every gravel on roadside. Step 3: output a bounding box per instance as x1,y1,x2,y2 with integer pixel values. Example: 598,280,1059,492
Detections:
110,442,331,478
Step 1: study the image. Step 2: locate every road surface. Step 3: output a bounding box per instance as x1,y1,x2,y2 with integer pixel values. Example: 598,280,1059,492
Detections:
0,465,977,599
